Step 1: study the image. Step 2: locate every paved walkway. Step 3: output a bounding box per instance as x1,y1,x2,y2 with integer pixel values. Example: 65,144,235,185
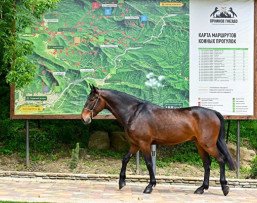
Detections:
0,177,256,203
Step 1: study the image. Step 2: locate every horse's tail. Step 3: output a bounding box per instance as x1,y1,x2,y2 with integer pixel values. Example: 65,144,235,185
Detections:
215,111,236,171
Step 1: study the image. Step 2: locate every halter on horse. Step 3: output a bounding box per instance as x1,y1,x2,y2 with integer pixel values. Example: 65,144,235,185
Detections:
81,85,235,195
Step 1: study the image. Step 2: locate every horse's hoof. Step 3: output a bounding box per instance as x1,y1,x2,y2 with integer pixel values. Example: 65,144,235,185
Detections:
222,185,229,196
194,187,204,194
143,186,153,194
119,180,126,190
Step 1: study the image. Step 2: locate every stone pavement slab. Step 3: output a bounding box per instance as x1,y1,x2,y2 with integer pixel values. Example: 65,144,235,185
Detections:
0,177,256,203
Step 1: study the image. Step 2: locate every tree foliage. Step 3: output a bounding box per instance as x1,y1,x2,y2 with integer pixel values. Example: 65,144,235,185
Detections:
0,0,59,89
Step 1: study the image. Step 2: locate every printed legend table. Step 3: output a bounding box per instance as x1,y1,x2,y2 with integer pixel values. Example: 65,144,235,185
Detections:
198,48,248,82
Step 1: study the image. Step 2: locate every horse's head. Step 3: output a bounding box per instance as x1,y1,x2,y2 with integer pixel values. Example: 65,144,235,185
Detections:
81,84,105,124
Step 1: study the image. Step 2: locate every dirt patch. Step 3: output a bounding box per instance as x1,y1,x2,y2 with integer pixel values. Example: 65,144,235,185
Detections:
0,153,247,179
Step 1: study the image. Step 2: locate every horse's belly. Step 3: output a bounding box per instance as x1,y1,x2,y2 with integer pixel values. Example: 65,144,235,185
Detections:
153,125,195,145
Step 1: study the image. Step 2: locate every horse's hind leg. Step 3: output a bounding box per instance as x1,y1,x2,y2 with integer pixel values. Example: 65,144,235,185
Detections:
219,158,229,196
194,143,211,194
119,145,138,190
202,145,229,196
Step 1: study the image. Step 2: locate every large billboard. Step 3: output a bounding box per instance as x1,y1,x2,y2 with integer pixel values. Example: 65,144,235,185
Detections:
10,0,256,119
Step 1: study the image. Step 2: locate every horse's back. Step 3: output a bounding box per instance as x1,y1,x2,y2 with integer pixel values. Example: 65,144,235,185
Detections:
170,106,221,138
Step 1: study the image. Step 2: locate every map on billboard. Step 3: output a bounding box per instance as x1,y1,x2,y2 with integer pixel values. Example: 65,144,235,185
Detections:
14,0,189,116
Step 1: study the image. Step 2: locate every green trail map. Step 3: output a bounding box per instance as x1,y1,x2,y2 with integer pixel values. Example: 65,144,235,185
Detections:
14,0,189,116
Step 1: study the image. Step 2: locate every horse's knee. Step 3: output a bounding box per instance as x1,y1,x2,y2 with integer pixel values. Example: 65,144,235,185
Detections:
145,160,153,168
203,158,211,168
120,153,132,177
122,157,129,165
143,154,153,167
123,153,132,163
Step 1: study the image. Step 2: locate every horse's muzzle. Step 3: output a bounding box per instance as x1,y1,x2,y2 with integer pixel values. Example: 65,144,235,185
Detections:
81,116,91,125
81,112,92,125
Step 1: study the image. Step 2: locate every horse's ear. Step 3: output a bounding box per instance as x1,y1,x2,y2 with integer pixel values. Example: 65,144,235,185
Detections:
91,84,99,94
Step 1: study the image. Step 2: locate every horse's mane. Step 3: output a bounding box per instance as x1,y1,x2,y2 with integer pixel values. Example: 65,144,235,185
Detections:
102,89,147,104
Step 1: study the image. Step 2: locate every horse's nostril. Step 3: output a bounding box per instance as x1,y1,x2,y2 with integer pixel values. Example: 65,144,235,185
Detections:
81,118,86,125
81,117,91,125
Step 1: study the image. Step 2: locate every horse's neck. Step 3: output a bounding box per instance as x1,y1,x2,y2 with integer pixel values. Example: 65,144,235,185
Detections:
101,90,140,125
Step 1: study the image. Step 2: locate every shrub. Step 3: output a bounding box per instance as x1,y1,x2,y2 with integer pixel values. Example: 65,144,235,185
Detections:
249,156,257,179
70,143,80,170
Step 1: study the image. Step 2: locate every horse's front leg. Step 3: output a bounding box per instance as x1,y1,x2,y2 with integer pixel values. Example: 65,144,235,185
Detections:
119,145,138,190
142,151,156,194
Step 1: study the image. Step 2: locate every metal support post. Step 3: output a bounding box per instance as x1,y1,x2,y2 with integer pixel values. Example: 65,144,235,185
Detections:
26,120,30,167
226,120,231,143
236,120,240,178
136,151,140,174
151,145,157,175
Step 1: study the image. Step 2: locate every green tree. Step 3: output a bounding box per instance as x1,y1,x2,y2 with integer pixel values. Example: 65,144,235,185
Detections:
0,0,59,89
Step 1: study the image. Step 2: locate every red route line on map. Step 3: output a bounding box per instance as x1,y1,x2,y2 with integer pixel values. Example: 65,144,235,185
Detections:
71,3,135,46
42,2,142,68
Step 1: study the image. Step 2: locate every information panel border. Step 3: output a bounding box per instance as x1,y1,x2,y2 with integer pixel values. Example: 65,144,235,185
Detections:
10,1,257,120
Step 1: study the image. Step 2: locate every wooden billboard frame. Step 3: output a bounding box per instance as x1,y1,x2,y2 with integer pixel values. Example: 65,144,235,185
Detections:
10,1,257,120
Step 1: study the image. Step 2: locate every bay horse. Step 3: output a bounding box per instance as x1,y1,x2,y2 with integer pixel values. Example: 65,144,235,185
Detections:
81,85,236,196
